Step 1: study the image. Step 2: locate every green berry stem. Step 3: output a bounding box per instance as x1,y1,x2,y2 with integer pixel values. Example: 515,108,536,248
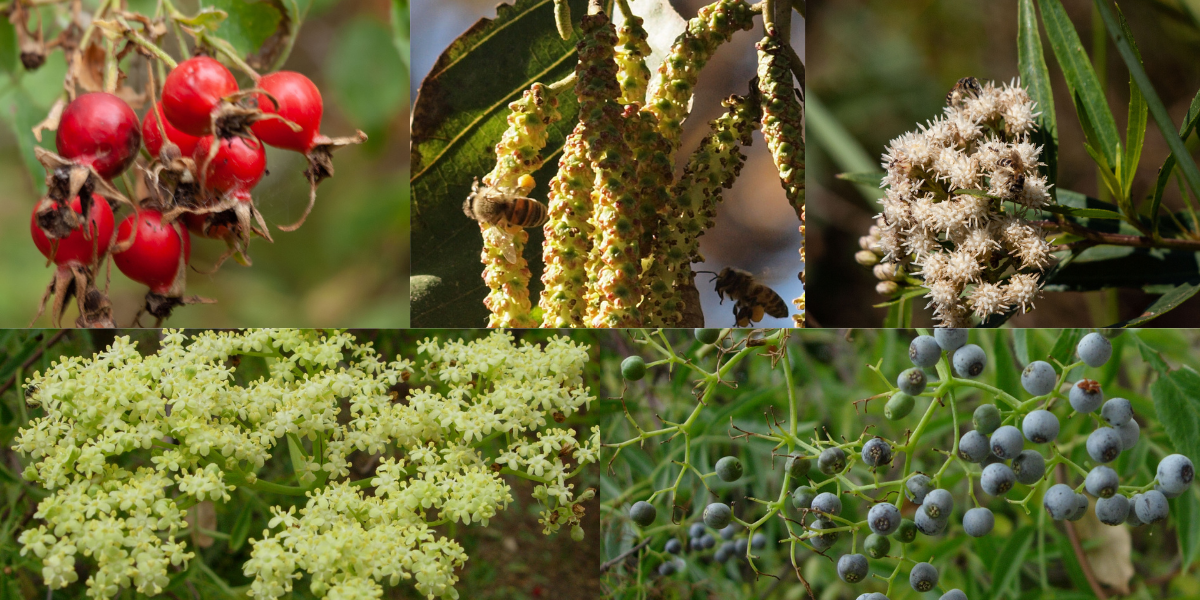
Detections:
539,123,595,327
479,83,561,328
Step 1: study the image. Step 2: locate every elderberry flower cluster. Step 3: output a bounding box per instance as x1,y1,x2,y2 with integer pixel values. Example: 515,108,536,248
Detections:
875,78,1053,326
15,330,599,600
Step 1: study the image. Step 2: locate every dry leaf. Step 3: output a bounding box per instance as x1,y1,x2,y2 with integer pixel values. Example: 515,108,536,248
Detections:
1076,497,1134,594
32,99,65,142
186,501,217,549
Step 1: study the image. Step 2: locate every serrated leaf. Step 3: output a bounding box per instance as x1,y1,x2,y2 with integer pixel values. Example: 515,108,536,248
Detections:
1171,488,1200,572
208,0,282,62
1151,366,1200,469
1038,0,1121,167
1109,282,1200,328
409,0,605,327
327,16,406,136
1130,332,1169,375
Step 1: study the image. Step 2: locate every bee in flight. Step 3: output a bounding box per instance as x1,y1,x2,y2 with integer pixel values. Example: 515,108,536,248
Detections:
463,176,549,263
698,267,789,327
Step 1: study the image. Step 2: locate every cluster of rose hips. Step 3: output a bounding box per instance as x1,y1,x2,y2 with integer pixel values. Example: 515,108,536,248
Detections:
29,26,363,326
622,330,1195,599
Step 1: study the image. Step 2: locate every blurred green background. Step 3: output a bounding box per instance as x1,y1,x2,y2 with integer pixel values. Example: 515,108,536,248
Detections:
807,0,1200,328
0,0,410,327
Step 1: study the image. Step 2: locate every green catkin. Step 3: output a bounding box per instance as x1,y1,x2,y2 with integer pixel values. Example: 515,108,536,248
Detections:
539,123,595,327
614,15,652,105
480,83,560,328
659,93,759,323
756,28,804,217
624,106,675,326
577,12,642,327
645,0,756,151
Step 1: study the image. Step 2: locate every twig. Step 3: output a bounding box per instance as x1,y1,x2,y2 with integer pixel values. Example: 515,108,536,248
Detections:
599,537,652,573
0,330,70,398
1057,465,1109,600
1036,219,1200,251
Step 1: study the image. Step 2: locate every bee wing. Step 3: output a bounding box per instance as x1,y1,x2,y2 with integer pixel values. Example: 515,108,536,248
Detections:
482,225,519,264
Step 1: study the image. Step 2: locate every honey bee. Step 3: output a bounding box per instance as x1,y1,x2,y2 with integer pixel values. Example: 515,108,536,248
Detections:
995,157,1026,199
463,176,549,263
699,268,789,327
946,76,982,107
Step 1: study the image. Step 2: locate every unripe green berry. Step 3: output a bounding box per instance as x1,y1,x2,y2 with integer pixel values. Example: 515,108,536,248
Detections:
621,355,646,380
885,392,915,420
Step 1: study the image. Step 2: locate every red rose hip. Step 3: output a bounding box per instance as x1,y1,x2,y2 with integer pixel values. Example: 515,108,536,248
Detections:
55,93,141,180
162,56,239,137
114,209,190,294
194,135,267,198
143,103,201,159
252,71,323,153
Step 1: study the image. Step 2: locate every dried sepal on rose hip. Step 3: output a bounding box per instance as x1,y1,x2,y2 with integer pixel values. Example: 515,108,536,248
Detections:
28,195,116,328
189,133,273,263
113,207,214,326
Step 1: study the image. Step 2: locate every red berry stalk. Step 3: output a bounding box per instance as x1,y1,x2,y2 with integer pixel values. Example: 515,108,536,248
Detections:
577,12,642,328
29,195,116,327
479,83,560,328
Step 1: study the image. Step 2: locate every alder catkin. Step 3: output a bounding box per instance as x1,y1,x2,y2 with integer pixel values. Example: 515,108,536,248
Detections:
539,123,595,327
756,28,804,217
480,83,560,328
614,15,652,106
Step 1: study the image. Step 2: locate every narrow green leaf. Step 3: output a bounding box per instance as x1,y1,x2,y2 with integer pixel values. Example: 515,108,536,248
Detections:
1093,0,1200,226
1117,8,1146,202
809,93,884,202
1039,0,1122,167
1110,282,1200,327
1149,90,1200,237
1171,487,1200,572
991,525,1035,596
285,433,309,484
229,503,254,551
993,331,1021,394
836,171,885,187
1040,204,1125,220
1019,0,1059,193
1015,329,1033,366
1151,366,1200,468
1049,328,1084,366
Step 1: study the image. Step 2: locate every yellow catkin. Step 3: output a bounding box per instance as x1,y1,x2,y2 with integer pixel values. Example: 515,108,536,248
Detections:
539,123,595,327
480,84,560,328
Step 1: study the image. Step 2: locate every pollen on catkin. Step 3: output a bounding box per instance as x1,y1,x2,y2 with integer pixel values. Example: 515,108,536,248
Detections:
875,78,1053,326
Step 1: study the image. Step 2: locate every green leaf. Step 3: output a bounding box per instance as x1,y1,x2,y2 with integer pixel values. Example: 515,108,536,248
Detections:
1014,329,1033,366
1044,245,1200,292
872,286,929,308
991,525,1035,596
1109,282,1200,327
1117,7,1146,203
1093,0,1200,228
229,502,254,551
1149,90,1200,237
209,0,282,60
1038,0,1121,167
836,171,885,187
1040,204,1126,220
177,7,228,32
1049,328,1084,367
1171,487,1200,573
285,432,309,484
1151,365,1200,469
1130,331,1170,375
1018,0,1058,192
326,16,406,135
1,86,50,196
392,0,411,68
409,0,601,327
0,15,17,75
992,330,1021,394
809,93,885,202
